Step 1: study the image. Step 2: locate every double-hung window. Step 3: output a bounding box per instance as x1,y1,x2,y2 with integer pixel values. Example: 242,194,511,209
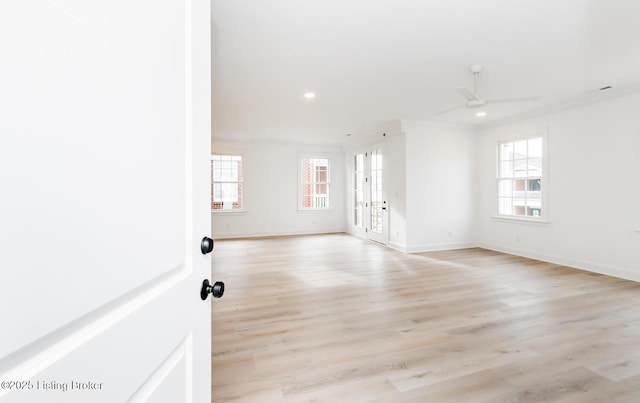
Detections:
211,155,244,211
498,136,543,218
300,156,330,209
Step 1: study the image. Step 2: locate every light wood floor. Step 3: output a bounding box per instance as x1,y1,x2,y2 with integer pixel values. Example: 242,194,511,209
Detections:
211,233,640,402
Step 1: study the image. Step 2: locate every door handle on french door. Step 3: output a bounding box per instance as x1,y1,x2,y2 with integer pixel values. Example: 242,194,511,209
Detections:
382,201,387,210
201,279,224,300
201,237,214,254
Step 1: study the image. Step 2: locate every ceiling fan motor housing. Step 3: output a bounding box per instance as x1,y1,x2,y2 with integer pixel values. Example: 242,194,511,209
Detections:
469,64,483,74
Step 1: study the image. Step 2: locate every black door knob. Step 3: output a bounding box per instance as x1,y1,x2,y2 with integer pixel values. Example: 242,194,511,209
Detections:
200,279,224,300
201,237,214,254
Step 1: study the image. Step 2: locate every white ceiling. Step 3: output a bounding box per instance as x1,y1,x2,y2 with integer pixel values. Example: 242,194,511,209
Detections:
211,0,640,144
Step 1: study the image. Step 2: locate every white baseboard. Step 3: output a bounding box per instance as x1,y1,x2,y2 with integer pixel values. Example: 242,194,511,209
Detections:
359,239,474,254
213,229,346,240
476,241,640,283
388,242,408,253
405,242,475,254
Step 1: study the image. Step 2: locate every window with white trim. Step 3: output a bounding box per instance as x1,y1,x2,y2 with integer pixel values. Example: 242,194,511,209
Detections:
211,155,244,211
300,157,330,209
498,137,543,218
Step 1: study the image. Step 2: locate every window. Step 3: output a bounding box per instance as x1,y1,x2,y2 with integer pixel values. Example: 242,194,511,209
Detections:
354,154,364,227
300,157,330,209
211,155,243,211
498,137,543,218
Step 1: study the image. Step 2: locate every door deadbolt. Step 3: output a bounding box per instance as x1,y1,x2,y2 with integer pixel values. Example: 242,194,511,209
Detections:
201,237,214,254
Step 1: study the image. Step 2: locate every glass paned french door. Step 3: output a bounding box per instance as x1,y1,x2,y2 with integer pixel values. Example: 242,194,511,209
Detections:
352,146,386,244
370,149,383,235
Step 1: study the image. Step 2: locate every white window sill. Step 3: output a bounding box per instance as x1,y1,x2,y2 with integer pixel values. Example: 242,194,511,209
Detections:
211,210,248,215
491,215,551,225
298,208,333,212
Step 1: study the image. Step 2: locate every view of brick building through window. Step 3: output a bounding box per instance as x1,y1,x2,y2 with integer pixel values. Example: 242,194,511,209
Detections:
211,155,243,211
301,158,330,208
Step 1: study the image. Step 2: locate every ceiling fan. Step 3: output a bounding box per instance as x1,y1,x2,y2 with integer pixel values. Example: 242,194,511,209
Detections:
437,65,542,115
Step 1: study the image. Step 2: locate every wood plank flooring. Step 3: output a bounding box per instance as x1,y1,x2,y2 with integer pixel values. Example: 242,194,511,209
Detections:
211,233,640,402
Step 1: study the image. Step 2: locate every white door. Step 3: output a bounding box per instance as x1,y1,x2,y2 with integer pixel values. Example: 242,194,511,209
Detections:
351,146,388,244
0,2,213,402
367,146,388,244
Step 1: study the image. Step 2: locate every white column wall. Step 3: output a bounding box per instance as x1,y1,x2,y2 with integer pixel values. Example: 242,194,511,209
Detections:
403,121,476,252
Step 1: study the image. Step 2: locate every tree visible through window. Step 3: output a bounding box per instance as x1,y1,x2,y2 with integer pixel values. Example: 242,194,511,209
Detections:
498,137,542,217
300,157,330,209
211,155,243,211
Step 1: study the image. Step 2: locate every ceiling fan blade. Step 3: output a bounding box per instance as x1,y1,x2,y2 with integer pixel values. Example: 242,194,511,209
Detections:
435,104,466,115
485,95,542,104
454,87,479,102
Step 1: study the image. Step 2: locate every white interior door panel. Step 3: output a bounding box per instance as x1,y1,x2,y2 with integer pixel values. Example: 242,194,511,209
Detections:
0,1,212,401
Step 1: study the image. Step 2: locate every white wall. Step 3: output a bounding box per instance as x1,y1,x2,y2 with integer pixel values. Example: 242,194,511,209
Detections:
476,92,640,281
403,121,476,252
211,140,346,238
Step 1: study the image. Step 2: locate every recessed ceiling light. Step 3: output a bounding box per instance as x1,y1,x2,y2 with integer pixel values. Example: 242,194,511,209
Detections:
303,92,316,99
476,111,487,117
